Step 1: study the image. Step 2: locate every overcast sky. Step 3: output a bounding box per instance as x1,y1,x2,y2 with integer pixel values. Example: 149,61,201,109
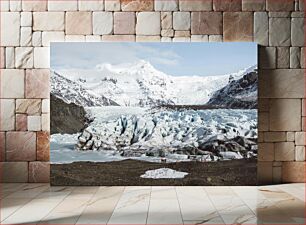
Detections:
51,42,257,77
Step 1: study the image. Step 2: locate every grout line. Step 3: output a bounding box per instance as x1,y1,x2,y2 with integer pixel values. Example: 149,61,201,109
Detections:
145,186,152,225
105,186,126,225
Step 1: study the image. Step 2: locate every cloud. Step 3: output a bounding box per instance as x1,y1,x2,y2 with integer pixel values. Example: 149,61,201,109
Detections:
51,43,182,71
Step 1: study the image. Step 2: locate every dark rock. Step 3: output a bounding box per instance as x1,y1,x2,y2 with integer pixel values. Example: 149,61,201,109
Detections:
51,94,90,134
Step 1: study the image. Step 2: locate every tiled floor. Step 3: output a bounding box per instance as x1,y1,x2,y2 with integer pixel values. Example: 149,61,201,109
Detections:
0,183,305,224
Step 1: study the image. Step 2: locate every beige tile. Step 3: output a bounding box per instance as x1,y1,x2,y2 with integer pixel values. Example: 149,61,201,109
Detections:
147,187,183,224
0,69,24,98
66,12,92,35
0,99,15,131
33,12,64,31
1,12,20,46
76,186,124,224
108,187,150,224
0,162,28,183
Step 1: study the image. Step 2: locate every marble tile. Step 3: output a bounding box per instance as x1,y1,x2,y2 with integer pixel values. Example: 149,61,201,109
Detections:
37,131,50,161
0,99,15,131
0,132,5,161
176,187,217,221
147,187,183,224
25,69,50,99
2,198,63,224
29,161,50,183
0,70,24,99
6,132,36,161
16,114,27,131
108,186,150,224
76,186,124,224
0,197,32,222
5,184,49,199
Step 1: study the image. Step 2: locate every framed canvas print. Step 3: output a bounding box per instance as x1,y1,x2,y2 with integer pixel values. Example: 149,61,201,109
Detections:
50,43,258,186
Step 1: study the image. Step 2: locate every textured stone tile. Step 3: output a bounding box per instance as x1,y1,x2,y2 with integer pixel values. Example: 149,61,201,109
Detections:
295,146,305,161
270,99,301,131
286,132,295,142
269,18,291,46
136,12,160,35
191,12,222,35
299,0,304,11
254,12,268,46
268,12,290,17
0,132,5,161
258,143,274,161
16,114,27,131
258,162,273,185
223,12,253,42
258,112,269,131
33,12,65,31
66,12,92,35
105,0,120,11
259,69,304,98
102,35,135,42
173,37,190,42
32,31,42,47
22,0,47,11
155,0,178,11
191,35,208,42
282,162,305,182
93,12,113,35
15,47,33,68
291,12,305,17
121,0,153,11
161,12,172,29
37,131,50,161
174,30,190,37
1,0,9,11
242,0,265,11
272,164,282,184
264,132,286,142
42,32,65,46
136,36,161,42
0,69,24,98
16,99,41,115
42,99,50,113
78,0,104,10
5,47,14,69
276,47,289,69
6,132,36,161
301,47,305,69
173,12,190,30
27,116,41,131
266,0,294,11
179,0,212,11
0,99,15,131
213,0,242,11
1,12,20,46
114,12,135,35
25,69,50,99
0,162,28,183
34,47,50,69
295,132,305,146
274,142,295,161
0,48,4,69
290,47,301,69
65,35,86,42
20,27,32,47
291,18,304,47
29,162,50,183
48,0,78,11
208,35,223,42
161,37,172,42
85,35,102,42
258,98,269,112
161,29,174,37
41,114,50,131
259,47,276,69
8,1,20,11
21,12,32,27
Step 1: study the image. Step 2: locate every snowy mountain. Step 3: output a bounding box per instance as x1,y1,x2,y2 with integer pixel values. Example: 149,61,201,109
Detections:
52,60,257,107
51,71,119,107
207,69,258,109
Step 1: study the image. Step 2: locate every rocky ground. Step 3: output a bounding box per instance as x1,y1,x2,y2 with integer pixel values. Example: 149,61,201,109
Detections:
51,158,257,186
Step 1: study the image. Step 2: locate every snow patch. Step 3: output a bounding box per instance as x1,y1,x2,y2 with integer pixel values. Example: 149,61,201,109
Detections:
140,168,189,179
